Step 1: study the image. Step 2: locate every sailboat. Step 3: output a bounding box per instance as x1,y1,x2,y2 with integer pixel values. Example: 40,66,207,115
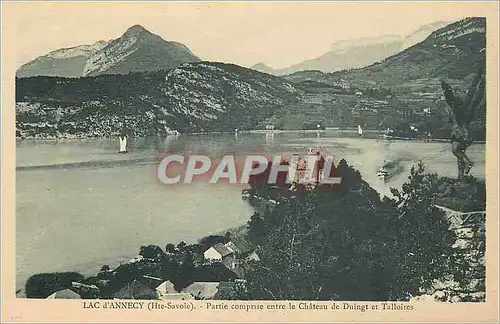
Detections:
119,135,128,153
357,125,363,136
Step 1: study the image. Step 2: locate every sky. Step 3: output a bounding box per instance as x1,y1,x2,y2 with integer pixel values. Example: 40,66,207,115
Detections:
8,2,495,69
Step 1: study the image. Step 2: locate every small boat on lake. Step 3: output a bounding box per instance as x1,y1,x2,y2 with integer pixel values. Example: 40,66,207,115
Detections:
119,135,128,153
358,125,363,136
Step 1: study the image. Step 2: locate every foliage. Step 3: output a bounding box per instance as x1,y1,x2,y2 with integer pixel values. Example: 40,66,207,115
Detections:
243,160,466,301
198,235,230,252
165,243,176,253
139,245,166,260
99,265,110,272
192,263,238,283
388,162,458,299
25,272,84,298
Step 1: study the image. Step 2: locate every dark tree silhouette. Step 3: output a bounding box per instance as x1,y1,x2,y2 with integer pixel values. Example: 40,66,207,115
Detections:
440,67,485,179
25,272,84,298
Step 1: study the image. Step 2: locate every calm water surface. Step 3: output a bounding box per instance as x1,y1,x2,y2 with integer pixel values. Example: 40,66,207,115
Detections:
16,131,485,290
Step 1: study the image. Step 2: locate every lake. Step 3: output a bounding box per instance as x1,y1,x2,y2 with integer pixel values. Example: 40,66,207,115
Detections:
15,131,485,291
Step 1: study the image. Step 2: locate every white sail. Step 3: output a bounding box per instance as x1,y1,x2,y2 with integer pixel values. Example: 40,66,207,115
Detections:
357,125,363,136
119,136,128,153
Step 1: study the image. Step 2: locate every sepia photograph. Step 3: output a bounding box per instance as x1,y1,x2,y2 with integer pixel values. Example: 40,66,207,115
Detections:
1,1,499,322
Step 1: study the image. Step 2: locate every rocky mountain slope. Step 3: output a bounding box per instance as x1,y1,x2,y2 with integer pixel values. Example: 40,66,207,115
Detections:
251,21,449,76
16,41,108,78
16,62,300,138
273,18,486,137
16,25,200,78
285,17,486,87
338,17,486,85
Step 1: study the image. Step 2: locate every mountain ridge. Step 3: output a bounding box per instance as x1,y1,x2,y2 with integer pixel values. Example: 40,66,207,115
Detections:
284,17,485,86
251,20,450,76
16,25,200,78
16,61,301,138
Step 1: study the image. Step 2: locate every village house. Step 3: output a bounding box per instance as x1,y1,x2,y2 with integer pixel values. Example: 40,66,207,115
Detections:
224,241,240,254
246,250,261,262
203,243,234,263
182,282,220,299
158,293,195,300
203,237,259,273
114,279,158,300
155,280,176,296
182,281,237,300
46,288,81,299
155,280,195,300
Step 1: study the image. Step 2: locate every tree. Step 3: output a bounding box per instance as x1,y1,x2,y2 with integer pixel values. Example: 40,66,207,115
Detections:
99,265,110,272
247,212,266,245
165,243,176,253
139,245,166,260
243,160,463,301
174,251,195,291
388,162,458,299
25,272,85,298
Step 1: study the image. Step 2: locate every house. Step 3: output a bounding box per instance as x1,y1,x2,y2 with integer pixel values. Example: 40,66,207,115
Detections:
182,282,220,300
155,280,177,297
224,241,241,254
114,280,158,300
203,243,234,262
71,281,99,298
159,293,194,300
222,255,237,270
155,280,195,300
46,289,81,299
182,281,237,300
246,250,261,262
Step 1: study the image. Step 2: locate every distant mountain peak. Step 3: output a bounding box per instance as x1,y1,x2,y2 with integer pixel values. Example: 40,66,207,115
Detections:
258,20,451,76
329,35,402,52
250,62,277,75
124,24,150,35
17,24,200,78
251,62,272,69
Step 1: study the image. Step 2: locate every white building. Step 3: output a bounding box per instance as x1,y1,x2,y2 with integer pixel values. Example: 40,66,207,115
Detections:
203,243,233,262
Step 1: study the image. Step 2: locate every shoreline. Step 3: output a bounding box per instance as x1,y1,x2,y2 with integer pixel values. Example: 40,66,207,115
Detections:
15,131,486,144
16,221,252,298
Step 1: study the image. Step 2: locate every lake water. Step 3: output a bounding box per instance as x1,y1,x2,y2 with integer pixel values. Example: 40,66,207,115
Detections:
15,131,485,291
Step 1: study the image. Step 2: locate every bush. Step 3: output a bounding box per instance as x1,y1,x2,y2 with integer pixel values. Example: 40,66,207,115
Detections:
25,272,84,298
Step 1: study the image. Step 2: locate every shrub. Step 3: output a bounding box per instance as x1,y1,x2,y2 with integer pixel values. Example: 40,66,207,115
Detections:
25,272,84,298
